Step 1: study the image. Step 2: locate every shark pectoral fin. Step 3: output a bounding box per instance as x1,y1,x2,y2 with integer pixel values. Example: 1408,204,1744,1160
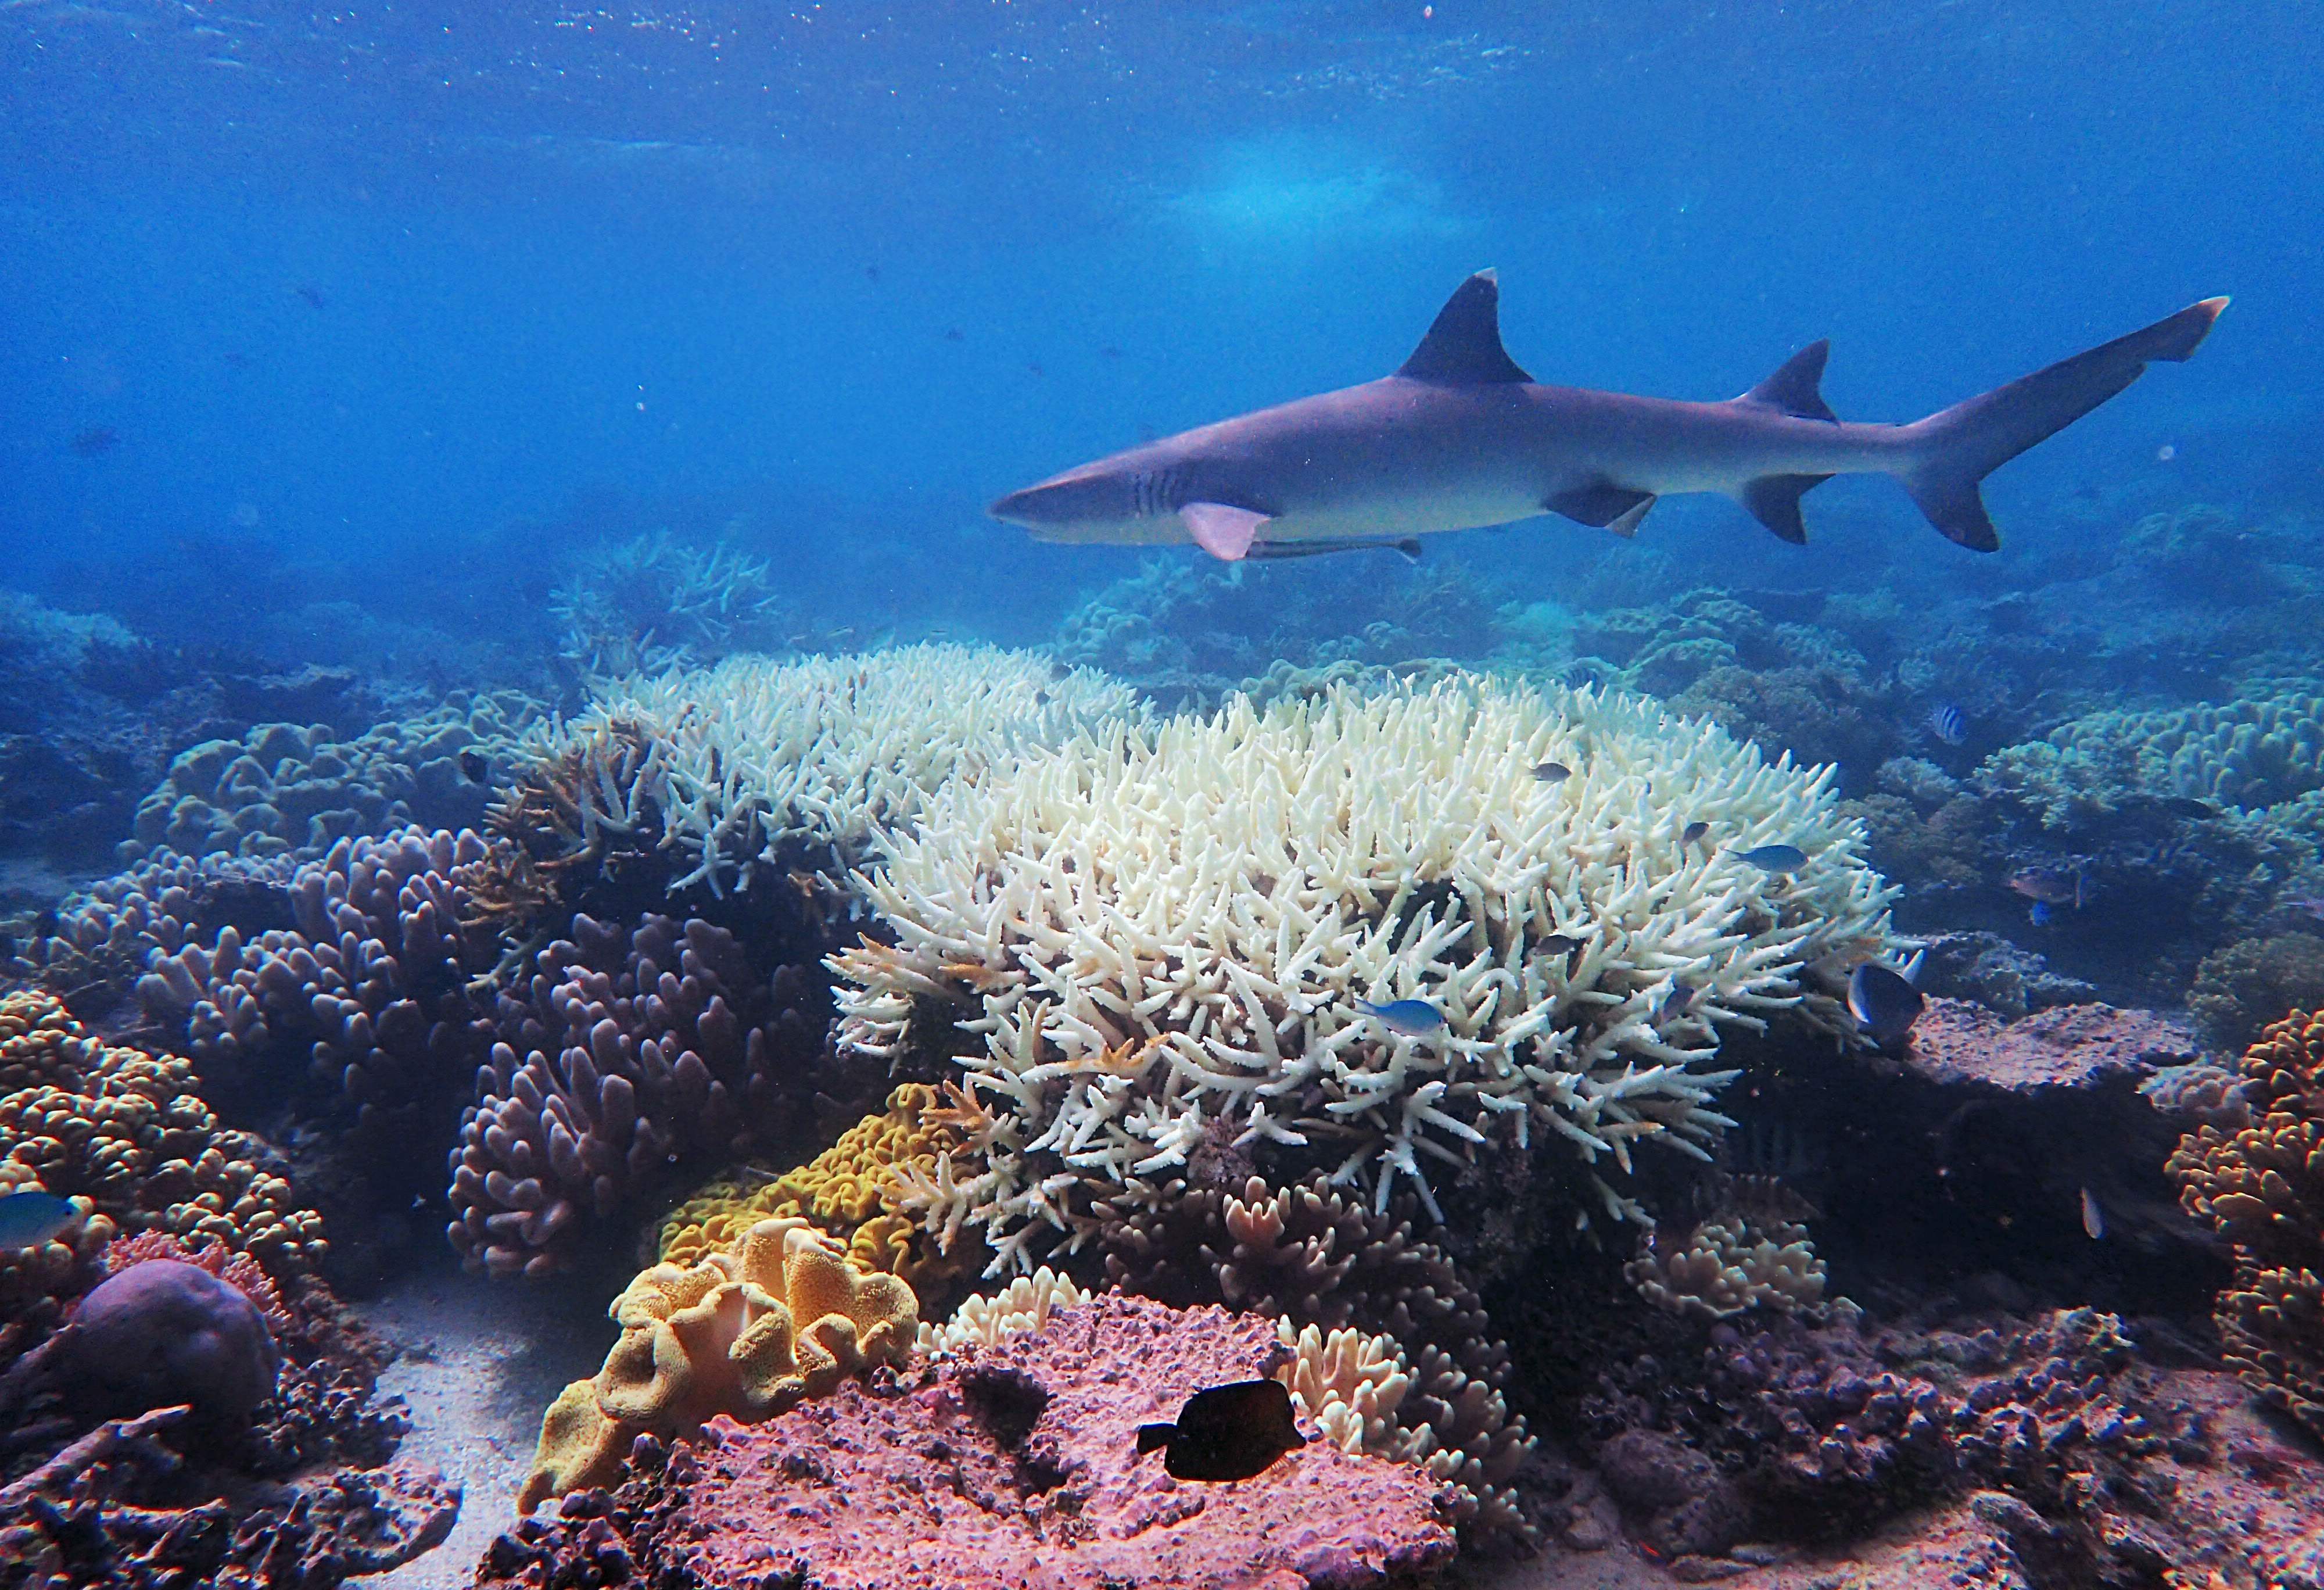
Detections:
1738,473,1834,545
1179,502,1271,561
1545,483,1655,533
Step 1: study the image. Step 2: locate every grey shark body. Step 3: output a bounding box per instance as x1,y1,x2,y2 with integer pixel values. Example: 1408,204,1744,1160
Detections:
989,271,2226,560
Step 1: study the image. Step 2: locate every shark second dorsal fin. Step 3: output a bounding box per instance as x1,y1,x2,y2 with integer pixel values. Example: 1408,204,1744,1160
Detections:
1395,269,1535,386
1735,341,1838,421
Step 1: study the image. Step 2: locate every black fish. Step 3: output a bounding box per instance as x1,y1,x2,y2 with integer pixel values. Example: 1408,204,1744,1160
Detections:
70,427,119,457
1532,761,1570,783
1846,962,1924,1044
459,749,489,784
1681,821,1709,846
1246,536,1422,563
2155,796,2218,820
1135,1379,1307,1482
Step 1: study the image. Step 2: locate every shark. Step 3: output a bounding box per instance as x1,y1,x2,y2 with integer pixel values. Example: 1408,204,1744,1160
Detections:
988,271,2226,560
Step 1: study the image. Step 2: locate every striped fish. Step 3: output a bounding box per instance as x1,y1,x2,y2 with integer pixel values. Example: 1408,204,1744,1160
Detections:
1927,701,1967,746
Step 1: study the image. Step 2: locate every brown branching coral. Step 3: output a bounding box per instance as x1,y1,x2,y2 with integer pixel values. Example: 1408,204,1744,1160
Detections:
482,718,665,917
2169,1008,2324,1438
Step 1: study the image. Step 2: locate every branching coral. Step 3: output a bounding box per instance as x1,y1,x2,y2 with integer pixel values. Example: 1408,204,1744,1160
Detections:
2169,1008,2324,1437
450,911,835,1278
835,674,1895,1267
659,1082,977,1297
524,644,1143,896
2186,932,2324,1052
549,529,790,679
521,1219,917,1509
0,989,325,1303
1625,1211,1828,1320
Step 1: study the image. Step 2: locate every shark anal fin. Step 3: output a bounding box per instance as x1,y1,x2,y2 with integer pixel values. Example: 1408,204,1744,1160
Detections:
1739,473,1833,545
1180,501,1270,561
1395,270,1535,386
1546,483,1655,534
1736,341,1837,421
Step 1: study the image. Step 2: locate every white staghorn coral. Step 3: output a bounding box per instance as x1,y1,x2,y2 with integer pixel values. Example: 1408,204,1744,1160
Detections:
834,674,1896,1269
522,645,1143,895
917,1266,1091,1357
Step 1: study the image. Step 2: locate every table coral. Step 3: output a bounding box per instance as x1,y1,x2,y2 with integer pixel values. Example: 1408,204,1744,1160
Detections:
658,1081,977,1297
480,1293,1454,1590
836,674,1895,1268
449,910,836,1278
2168,1008,2324,1438
520,1219,917,1510
0,989,325,1301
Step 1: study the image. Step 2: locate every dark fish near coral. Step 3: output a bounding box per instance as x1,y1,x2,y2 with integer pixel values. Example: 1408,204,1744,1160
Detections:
459,749,490,784
1846,962,1924,1044
1658,979,1698,1020
1245,535,1422,563
1682,821,1709,846
0,1190,78,1251
1135,1379,1307,1481
2028,901,2054,926
70,426,120,457
1532,761,1571,783
2153,796,2218,819
1733,844,1807,872
1540,933,1584,959
2007,866,2083,907
1927,701,1967,746
1357,998,1444,1036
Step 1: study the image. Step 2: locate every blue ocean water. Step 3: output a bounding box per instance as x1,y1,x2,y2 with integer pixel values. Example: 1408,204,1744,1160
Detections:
3,0,2314,650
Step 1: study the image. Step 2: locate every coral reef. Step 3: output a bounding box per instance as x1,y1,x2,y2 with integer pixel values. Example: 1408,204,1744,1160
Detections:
917,1265,1089,1356
521,1219,917,1509
123,693,539,861
1981,689,2324,826
450,911,840,1279
835,674,1895,1268
527,644,1143,895
1625,1205,1828,1321
2187,931,2324,1052
52,1258,281,1427
1092,1173,1535,1532
0,989,326,1309
480,1293,1454,1590
658,1081,978,1297
2168,1008,2324,1438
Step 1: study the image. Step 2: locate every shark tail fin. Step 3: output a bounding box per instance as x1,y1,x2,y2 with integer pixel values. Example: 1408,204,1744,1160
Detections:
1897,297,2228,550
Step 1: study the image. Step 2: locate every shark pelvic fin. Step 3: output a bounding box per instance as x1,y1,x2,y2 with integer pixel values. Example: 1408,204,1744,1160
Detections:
1395,270,1535,386
1739,473,1834,545
1180,501,1271,561
1545,482,1655,533
1735,340,1838,421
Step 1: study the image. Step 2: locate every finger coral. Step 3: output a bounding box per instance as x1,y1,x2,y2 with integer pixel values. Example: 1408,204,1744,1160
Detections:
658,1081,979,1297
1979,688,2324,827
449,911,835,1278
2168,1008,2324,1438
520,1219,916,1510
1625,1209,1829,1320
837,674,1895,1266
525,644,1143,896
0,989,325,1310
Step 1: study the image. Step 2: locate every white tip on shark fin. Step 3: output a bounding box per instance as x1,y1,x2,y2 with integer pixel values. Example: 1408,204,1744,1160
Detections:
1180,502,1271,561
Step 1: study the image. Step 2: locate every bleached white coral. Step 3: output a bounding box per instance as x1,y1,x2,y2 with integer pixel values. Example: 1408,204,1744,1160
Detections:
917,1266,1089,1358
1276,1319,1413,1458
834,674,1896,1268
524,644,1145,894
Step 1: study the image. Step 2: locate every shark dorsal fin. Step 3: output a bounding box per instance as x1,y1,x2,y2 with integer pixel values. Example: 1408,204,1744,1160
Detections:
1736,341,1838,421
1396,269,1534,386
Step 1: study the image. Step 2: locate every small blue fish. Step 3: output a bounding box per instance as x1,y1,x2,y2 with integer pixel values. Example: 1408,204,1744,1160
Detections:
1731,844,1809,873
1846,962,1925,1044
1531,761,1571,784
2029,900,2053,926
1657,980,1697,1020
1927,701,1967,746
1356,998,1445,1036
0,1190,77,1251
1681,821,1709,846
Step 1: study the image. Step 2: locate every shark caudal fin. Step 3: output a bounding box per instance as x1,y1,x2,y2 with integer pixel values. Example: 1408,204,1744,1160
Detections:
1898,297,2228,550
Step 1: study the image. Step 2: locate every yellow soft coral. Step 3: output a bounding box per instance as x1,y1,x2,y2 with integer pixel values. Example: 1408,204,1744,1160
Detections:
522,1218,918,1510
0,990,323,1304
658,1083,979,1297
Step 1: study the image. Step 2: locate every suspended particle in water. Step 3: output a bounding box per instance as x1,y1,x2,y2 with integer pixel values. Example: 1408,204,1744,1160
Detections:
2157,443,2176,461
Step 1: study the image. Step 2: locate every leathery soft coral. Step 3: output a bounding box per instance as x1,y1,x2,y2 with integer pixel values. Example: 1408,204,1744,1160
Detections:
2168,1007,2324,1438
448,911,834,1278
835,674,1896,1269
520,1218,916,1509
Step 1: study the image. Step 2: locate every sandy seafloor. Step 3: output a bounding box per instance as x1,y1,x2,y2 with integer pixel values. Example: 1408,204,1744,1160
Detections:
350,1256,620,1588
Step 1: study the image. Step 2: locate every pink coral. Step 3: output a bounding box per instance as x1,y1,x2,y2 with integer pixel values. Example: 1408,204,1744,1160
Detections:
476,1293,1455,1590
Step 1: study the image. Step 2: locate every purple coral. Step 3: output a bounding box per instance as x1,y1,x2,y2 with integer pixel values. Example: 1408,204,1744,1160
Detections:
58,1258,281,1428
447,912,829,1278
